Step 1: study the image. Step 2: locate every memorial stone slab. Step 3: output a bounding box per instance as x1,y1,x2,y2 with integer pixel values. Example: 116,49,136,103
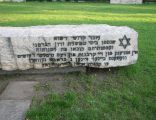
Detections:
0,25,138,71
110,0,143,4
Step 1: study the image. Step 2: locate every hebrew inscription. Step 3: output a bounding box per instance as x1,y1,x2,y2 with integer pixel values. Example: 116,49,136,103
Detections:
0,25,138,71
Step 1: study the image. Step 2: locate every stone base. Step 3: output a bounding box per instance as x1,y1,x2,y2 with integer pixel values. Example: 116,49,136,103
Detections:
0,67,86,75
110,0,143,4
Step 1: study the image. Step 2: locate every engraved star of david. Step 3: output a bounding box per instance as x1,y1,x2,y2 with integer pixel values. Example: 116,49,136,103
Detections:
119,35,131,49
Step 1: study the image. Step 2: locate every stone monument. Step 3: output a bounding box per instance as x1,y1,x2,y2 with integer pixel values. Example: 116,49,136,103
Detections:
0,25,138,71
110,0,143,4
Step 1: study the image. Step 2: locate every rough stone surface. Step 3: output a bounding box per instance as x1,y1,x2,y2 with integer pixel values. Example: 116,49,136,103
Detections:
0,25,138,71
110,0,143,4
0,81,38,100
0,100,31,120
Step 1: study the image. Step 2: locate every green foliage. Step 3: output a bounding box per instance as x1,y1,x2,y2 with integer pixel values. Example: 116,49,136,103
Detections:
26,92,77,120
26,0,109,2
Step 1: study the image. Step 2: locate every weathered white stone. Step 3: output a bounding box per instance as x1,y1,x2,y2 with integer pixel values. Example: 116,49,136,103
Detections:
110,0,142,4
0,25,138,71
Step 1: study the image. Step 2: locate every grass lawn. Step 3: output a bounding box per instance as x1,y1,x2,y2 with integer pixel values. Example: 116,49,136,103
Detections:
0,2,156,120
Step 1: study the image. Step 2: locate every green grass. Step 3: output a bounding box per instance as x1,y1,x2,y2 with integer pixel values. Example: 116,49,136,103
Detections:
0,2,156,120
